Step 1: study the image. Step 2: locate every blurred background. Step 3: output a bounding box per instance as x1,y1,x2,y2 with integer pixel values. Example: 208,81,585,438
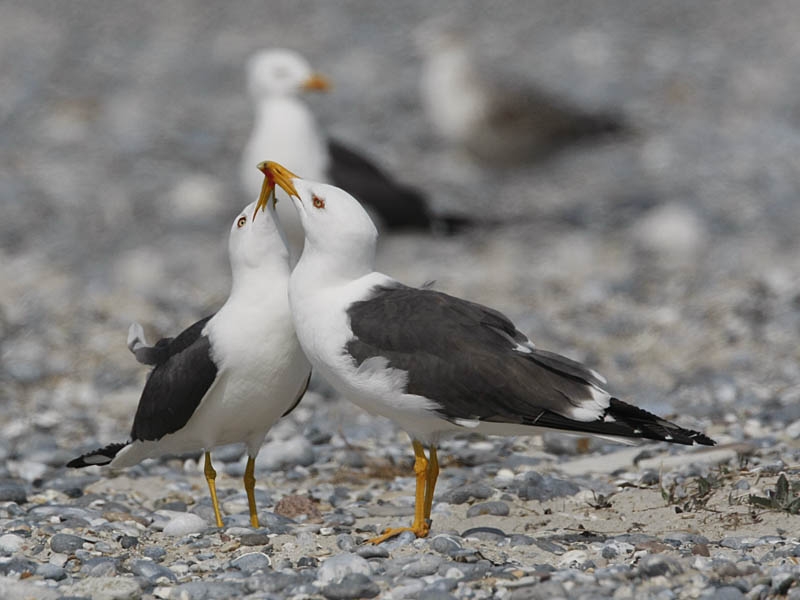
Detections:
2,0,800,475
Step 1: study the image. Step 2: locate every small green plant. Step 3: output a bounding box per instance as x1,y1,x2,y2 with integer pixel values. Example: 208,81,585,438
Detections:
747,474,800,514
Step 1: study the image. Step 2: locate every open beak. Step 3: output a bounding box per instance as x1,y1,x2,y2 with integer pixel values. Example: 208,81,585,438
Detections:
252,166,277,219
302,73,330,92
257,161,300,203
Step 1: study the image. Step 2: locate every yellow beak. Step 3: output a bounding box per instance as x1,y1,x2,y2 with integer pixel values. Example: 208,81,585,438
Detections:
302,73,330,92
252,168,276,219
254,161,300,217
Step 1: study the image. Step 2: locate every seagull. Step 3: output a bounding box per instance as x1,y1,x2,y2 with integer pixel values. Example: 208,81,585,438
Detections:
256,161,715,544
417,22,627,164
68,176,312,529
241,47,469,262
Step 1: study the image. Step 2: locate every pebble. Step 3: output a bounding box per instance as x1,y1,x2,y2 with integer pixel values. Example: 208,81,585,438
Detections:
512,472,580,501
0,533,25,554
397,554,443,577
66,576,143,600
461,527,507,542
131,559,177,582
36,563,66,581
439,483,494,505
0,482,27,504
466,501,510,517
162,513,208,536
230,552,272,574
49,532,85,553
239,532,271,546
322,572,380,599
317,553,373,584
0,557,37,576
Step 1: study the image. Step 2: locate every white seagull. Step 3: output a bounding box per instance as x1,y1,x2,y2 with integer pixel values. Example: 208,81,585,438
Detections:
257,161,715,544
241,48,468,262
69,176,311,529
417,22,627,164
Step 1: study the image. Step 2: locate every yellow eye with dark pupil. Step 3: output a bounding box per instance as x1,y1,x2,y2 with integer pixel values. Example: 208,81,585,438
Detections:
237,216,247,228
312,196,325,209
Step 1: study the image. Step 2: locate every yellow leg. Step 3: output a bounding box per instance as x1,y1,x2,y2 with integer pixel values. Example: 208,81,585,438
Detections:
423,445,439,521
204,452,225,528
244,456,260,528
368,440,431,544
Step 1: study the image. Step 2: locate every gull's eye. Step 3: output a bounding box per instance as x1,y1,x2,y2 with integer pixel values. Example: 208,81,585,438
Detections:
237,216,247,228
312,195,325,209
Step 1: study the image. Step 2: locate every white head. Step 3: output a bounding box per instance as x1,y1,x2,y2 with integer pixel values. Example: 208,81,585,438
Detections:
228,195,289,279
245,48,329,99
255,162,378,280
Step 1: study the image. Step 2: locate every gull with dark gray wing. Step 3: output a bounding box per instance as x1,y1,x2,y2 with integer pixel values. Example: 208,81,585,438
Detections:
257,161,715,544
69,176,311,529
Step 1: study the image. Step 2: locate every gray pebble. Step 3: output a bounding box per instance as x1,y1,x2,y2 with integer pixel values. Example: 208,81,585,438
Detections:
50,533,85,553
246,571,302,594
322,573,380,599
440,560,491,581
431,535,462,555
533,538,566,554
131,558,177,582
510,580,567,600
466,501,510,518
118,535,138,549
0,482,27,504
172,581,245,600
0,557,37,576
509,534,535,547
80,557,118,577
142,546,167,561
356,544,389,559
733,479,750,490
513,472,580,501
317,552,372,584
326,511,356,527
402,554,443,577
417,591,457,600
709,586,745,600
663,532,709,546
68,575,143,600
36,563,67,581
240,532,271,546
0,533,25,553
230,552,271,574
336,534,357,552
637,555,684,578
440,483,494,505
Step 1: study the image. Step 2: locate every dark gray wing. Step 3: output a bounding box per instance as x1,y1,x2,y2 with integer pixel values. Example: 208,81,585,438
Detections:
346,285,714,446
327,139,433,230
130,315,218,441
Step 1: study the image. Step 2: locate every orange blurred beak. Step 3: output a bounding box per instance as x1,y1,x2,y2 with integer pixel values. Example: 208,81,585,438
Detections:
302,73,330,92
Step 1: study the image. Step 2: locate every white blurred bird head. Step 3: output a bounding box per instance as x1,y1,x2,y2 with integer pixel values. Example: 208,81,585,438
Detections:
245,48,329,99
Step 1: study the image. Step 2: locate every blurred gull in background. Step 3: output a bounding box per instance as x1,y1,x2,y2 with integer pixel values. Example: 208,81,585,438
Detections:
417,19,629,165
241,48,467,263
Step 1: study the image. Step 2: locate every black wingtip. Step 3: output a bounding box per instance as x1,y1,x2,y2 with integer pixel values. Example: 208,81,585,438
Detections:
67,442,128,468
608,398,715,446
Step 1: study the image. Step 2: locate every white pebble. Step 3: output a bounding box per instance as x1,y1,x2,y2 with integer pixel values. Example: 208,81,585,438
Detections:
0,533,24,553
316,553,372,584
162,513,208,537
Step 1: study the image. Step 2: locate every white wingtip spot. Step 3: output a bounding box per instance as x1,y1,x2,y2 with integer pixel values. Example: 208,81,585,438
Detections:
589,367,607,385
83,455,112,466
454,418,481,429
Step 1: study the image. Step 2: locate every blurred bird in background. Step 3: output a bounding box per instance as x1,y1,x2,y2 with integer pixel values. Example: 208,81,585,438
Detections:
416,19,629,165
241,48,469,263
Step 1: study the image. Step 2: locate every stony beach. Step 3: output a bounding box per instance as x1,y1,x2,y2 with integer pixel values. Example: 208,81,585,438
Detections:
2,1,800,598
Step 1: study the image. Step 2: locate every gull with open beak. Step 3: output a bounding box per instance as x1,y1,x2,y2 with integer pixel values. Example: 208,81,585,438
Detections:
69,172,311,529
258,160,714,544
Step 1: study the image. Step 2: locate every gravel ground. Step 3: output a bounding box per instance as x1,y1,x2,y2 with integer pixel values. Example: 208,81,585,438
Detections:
2,1,800,599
